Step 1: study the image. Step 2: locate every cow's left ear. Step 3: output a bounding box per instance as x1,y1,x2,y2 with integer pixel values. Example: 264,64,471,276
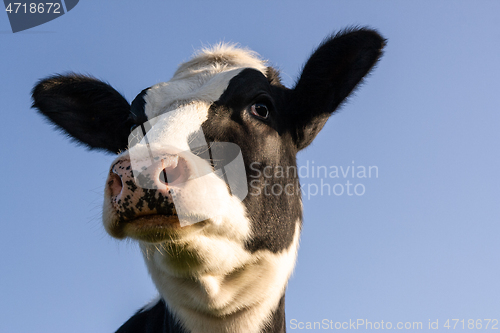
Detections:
32,74,135,154
290,28,386,150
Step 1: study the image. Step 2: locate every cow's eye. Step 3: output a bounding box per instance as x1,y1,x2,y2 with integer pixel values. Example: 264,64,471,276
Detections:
250,103,269,120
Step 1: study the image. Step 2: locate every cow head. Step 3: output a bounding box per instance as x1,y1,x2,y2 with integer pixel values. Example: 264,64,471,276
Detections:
32,28,384,333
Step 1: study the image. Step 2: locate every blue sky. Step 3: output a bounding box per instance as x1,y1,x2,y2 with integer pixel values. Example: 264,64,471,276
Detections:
1,1,499,332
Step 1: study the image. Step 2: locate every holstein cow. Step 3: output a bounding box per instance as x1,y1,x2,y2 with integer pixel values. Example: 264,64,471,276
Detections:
32,28,385,333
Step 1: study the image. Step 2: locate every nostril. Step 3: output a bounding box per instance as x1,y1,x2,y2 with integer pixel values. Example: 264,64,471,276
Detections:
159,159,183,185
159,166,182,185
108,172,123,197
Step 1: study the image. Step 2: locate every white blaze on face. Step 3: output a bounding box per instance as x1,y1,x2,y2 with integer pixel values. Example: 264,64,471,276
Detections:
138,102,210,151
127,103,230,226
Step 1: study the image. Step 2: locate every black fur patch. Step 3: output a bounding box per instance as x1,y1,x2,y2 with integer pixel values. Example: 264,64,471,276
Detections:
203,68,302,254
130,88,150,126
115,299,188,333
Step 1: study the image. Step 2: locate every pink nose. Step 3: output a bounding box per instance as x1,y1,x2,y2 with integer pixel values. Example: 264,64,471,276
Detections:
106,153,188,221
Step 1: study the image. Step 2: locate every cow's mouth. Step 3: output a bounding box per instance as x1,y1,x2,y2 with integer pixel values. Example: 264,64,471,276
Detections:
120,214,207,243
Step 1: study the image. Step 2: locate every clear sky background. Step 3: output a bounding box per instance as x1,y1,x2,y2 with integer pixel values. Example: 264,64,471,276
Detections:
1,1,499,332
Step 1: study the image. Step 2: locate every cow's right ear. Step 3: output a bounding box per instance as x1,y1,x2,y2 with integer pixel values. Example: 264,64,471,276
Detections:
32,74,134,154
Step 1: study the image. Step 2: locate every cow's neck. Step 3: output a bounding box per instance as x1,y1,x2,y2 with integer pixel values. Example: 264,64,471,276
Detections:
144,222,301,333
120,294,287,333
159,293,287,333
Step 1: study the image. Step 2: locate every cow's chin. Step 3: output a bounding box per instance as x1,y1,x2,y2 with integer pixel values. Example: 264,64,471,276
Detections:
107,214,209,243
123,215,182,243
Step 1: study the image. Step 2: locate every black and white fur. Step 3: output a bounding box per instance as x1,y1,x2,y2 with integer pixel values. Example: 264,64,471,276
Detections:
32,28,385,333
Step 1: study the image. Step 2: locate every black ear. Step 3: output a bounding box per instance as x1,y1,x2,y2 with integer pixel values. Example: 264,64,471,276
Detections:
32,74,134,154
291,28,386,150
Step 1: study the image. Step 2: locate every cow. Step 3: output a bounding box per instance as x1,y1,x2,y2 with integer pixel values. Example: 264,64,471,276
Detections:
32,28,385,333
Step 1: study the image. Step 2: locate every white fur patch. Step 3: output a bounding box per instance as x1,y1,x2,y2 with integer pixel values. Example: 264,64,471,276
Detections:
141,221,301,333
